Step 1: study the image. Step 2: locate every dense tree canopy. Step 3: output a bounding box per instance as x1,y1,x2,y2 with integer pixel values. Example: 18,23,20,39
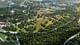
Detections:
0,1,80,45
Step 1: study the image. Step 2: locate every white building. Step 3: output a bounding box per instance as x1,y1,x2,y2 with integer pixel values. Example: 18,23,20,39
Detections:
0,22,7,29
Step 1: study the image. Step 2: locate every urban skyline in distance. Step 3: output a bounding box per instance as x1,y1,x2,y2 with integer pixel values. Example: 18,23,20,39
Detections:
0,0,80,8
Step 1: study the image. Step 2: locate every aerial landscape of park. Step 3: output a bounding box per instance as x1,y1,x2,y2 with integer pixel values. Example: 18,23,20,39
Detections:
0,0,80,45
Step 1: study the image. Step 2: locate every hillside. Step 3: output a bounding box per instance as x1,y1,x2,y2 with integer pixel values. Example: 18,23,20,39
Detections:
0,0,80,45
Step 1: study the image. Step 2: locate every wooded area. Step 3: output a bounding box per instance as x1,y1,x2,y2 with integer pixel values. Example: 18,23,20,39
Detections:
0,0,80,45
